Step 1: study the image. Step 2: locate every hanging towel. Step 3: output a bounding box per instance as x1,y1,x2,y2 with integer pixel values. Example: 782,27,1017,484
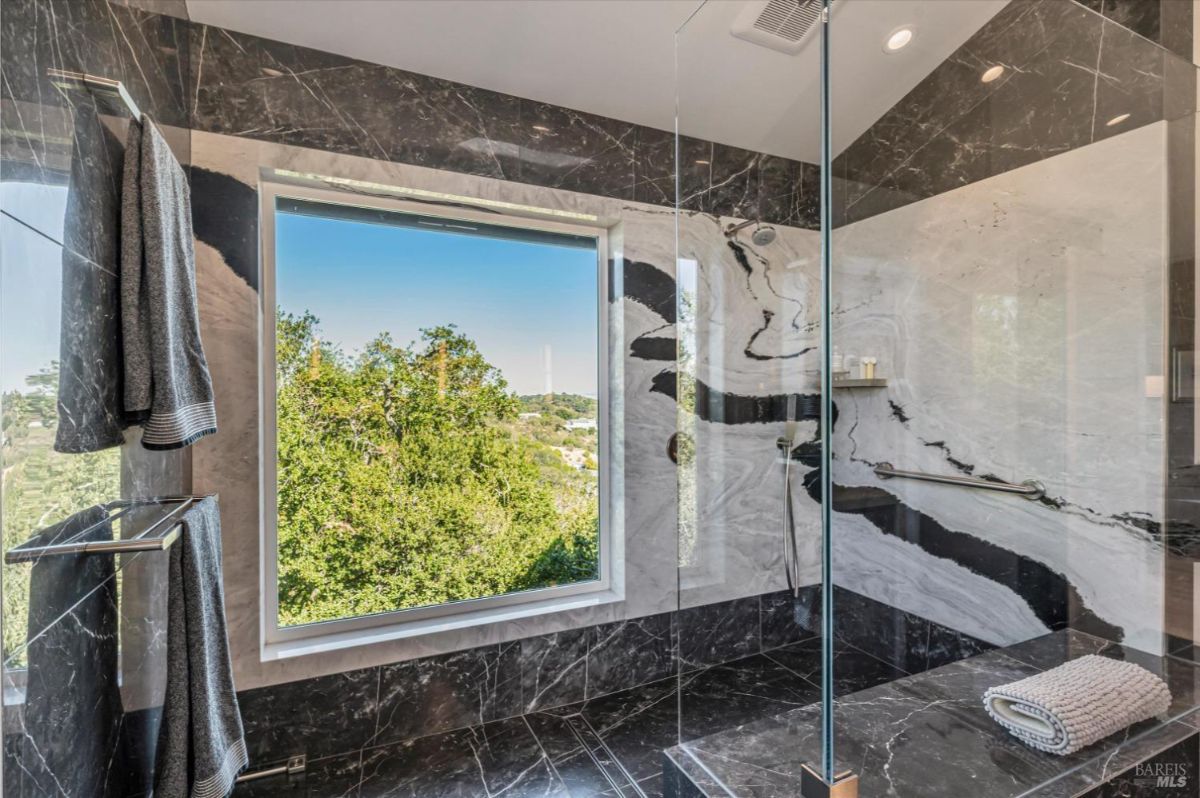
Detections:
20,505,127,796
121,115,217,450
54,101,129,453
154,497,247,797
983,654,1171,755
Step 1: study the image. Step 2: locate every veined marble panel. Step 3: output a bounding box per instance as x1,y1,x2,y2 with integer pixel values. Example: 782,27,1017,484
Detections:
679,213,820,398
830,122,1168,652
676,212,823,607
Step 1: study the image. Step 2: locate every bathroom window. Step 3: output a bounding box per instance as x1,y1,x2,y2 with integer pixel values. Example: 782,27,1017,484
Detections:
260,182,609,646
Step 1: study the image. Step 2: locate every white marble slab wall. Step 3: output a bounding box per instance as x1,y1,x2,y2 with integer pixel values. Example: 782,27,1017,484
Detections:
677,213,824,608
829,122,1168,653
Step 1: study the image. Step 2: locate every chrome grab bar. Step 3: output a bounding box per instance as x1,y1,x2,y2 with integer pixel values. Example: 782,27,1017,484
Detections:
236,755,307,784
874,463,1044,500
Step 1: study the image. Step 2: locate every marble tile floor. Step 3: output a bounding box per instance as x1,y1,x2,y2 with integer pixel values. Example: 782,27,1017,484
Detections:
665,629,1200,798
233,634,908,797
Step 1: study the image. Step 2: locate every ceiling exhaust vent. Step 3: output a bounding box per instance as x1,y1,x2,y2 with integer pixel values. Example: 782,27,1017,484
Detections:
731,0,822,55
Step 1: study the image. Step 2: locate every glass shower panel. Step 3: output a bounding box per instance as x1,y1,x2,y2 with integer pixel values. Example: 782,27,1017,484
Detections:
673,1,1198,795
828,0,1199,793
828,0,1076,671
674,0,827,762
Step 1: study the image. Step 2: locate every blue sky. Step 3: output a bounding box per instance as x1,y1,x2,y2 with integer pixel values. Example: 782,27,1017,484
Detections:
1,183,70,393
276,211,599,397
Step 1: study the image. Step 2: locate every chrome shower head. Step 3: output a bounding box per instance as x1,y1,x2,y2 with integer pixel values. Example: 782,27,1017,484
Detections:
724,219,777,246
750,225,777,246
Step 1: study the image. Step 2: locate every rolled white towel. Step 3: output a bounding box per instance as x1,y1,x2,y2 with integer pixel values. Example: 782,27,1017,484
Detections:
983,654,1170,755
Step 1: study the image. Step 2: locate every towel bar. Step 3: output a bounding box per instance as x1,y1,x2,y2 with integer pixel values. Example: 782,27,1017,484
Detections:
874,463,1044,500
47,68,142,118
4,495,208,564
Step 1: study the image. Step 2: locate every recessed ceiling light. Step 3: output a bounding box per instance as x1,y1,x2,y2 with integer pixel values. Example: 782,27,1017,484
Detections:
883,27,914,53
981,65,1005,83
1106,113,1131,127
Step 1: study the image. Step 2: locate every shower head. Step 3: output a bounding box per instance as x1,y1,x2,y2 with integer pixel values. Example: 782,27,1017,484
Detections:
750,225,777,246
724,219,777,246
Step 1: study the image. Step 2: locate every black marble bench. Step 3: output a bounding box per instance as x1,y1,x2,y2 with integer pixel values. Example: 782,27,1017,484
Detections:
663,629,1200,798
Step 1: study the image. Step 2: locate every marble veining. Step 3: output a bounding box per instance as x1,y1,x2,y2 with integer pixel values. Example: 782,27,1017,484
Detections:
179,0,1189,727
1078,0,1196,61
231,597,988,797
186,21,814,228
829,120,1171,653
833,0,1192,225
238,667,381,764
225,586,980,777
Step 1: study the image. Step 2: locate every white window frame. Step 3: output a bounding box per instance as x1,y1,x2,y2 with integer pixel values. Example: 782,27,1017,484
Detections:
258,180,613,655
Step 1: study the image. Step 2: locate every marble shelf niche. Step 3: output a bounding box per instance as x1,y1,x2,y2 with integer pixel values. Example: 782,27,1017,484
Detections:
831,378,888,389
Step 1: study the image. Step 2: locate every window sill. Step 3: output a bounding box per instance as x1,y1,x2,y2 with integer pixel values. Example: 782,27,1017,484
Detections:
261,587,623,661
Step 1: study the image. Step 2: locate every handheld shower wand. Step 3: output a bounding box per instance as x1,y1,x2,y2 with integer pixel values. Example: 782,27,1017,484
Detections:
778,395,802,597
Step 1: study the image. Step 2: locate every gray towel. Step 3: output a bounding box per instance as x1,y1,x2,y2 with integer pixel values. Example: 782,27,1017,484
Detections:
121,116,217,450
154,497,247,797
54,102,128,453
983,654,1171,755
21,506,126,796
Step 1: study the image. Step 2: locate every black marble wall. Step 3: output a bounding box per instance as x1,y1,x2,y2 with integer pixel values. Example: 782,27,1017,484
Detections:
1079,0,1196,60
833,0,1196,226
1,0,192,794
234,590,810,768
186,21,818,229
233,585,993,776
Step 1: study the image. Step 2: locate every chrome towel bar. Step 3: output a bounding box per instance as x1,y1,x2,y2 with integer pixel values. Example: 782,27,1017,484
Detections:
4,496,207,564
47,68,142,118
874,463,1044,500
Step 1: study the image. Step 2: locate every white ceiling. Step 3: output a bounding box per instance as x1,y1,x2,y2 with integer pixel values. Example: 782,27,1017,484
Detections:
186,0,1009,163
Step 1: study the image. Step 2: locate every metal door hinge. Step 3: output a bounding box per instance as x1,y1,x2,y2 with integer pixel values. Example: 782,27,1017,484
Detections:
801,764,858,798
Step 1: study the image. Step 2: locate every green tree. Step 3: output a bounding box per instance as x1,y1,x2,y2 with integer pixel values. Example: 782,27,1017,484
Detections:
2,365,122,662
274,312,599,626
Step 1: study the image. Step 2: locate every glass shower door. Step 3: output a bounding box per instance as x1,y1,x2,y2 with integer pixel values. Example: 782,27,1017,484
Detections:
672,0,832,783
674,0,1200,795
827,0,1200,794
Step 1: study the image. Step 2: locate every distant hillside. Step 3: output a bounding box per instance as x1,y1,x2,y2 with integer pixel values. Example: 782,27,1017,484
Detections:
517,393,597,419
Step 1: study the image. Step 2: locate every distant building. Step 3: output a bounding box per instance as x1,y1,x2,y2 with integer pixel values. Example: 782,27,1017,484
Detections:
518,412,542,420
563,418,597,431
